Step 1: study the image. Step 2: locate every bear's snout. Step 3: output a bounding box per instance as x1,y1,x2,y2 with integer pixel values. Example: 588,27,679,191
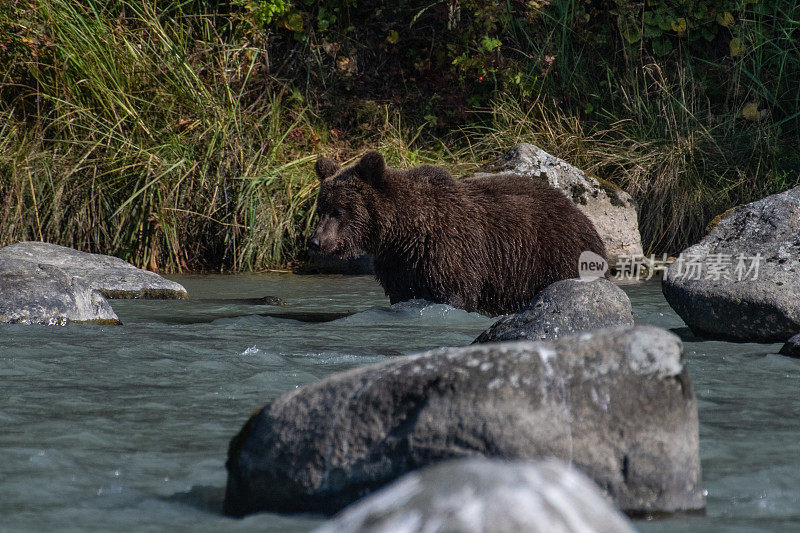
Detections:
308,217,341,254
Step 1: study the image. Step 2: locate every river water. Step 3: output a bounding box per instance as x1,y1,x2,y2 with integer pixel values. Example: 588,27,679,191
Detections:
1,275,799,532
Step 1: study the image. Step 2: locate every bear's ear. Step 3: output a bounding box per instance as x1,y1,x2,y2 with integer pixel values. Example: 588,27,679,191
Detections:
315,157,341,182
356,151,385,185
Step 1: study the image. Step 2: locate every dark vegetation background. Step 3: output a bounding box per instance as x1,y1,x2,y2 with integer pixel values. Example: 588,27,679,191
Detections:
1,0,798,272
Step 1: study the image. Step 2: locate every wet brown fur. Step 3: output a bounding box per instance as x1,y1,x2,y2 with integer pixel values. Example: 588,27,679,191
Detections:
309,151,607,316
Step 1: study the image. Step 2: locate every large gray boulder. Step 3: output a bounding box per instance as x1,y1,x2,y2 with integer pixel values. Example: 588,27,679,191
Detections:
0,242,187,299
474,278,633,343
224,326,703,517
662,186,800,342
470,144,643,266
0,258,119,325
314,458,635,533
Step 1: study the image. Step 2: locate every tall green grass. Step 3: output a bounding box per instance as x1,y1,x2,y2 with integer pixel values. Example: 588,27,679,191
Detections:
1,0,798,271
1,0,325,271
466,72,798,252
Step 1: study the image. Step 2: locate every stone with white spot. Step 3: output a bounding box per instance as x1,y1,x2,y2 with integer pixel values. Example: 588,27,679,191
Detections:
474,278,633,344
0,257,119,325
0,241,187,299
223,326,703,517
662,186,800,342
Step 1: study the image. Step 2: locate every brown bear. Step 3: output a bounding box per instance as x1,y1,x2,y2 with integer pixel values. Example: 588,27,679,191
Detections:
308,151,607,316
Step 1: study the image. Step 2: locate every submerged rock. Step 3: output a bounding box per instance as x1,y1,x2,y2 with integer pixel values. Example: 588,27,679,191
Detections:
662,186,800,342
0,241,187,299
198,296,287,306
0,258,119,325
779,334,800,358
224,326,703,517
252,296,287,306
474,278,633,343
470,143,643,266
314,458,635,533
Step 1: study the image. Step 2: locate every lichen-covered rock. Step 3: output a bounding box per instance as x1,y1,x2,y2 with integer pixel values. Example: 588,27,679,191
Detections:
474,278,633,343
779,333,800,358
470,143,643,266
0,241,187,299
662,186,800,342
314,459,635,533
0,258,119,325
224,326,703,517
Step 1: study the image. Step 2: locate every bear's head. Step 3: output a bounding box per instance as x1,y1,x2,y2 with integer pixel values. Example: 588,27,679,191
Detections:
307,151,387,258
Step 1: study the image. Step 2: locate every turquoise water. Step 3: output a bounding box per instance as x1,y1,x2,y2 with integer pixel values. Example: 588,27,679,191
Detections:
1,275,799,531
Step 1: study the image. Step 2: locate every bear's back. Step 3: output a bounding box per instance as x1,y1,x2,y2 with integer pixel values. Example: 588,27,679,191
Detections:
459,173,578,228
462,172,562,200
452,172,606,314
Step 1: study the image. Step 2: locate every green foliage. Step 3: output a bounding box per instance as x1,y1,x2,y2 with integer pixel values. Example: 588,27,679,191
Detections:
618,1,721,43
1,0,798,268
612,0,753,56
234,0,289,27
